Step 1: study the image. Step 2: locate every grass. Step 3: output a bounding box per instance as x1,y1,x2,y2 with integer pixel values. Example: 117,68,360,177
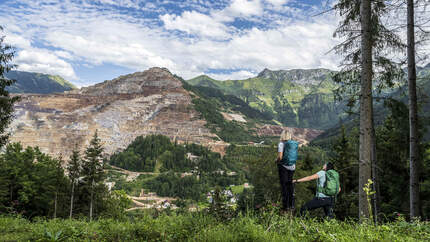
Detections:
1,212,429,241
154,159,162,173
230,185,253,195
111,173,158,197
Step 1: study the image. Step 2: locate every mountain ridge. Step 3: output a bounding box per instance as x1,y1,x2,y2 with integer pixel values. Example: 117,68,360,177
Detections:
8,67,323,158
186,64,430,131
5,70,76,94
187,68,343,130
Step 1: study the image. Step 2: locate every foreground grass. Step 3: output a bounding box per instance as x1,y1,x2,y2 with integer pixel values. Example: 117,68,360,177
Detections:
1,213,429,241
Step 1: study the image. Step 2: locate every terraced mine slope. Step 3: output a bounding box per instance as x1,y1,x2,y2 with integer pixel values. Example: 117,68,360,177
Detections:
8,67,323,158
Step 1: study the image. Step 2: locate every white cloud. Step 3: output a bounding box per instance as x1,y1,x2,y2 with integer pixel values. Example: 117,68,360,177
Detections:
228,0,263,17
44,29,177,71
90,0,141,9
14,49,78,80
4,33,31,48
265,0,289,6
209,70,257,80
190,18,338,72
54,50,75,60
161,11,230,39
0,0,341,83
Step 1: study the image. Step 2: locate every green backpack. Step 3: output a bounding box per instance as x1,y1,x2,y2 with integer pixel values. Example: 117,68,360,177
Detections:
318,170,340,197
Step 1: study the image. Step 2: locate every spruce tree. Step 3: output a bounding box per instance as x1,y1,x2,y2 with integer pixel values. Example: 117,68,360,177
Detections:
53,155,64,219
82,131,104,221
332,0,405,221
67,147,82,219
332,125,359,219
407,0,420,219
0,26,20,148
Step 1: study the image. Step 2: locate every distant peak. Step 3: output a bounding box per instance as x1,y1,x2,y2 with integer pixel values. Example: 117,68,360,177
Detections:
147,67,172,74
257,68,272,77
196,74,212,79
73,67,182,95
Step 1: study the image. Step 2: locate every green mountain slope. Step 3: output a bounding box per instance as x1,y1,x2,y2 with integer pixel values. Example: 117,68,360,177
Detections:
179,76,274,143
5,70,76,94
312,64,430,145
187,68,346,130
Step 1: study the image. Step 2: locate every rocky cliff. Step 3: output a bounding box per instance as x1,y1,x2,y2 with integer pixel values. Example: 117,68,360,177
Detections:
8,67,322,158
8,68,224,157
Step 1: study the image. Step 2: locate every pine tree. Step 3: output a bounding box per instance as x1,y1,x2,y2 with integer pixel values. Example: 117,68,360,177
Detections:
376,99,410,216
332,126,355,191
67,147,82,219
332,0,405,221
407,0,420,219
53,155,64,219
82,131,104,221
331,125,359,219
0,26,20,148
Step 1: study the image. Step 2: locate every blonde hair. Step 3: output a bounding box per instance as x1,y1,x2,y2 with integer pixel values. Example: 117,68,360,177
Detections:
280,129,292,141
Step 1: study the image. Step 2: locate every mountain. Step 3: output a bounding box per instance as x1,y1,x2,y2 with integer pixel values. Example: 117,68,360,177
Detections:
312,64,430,145
7,67,322,158
187,68,345,130
5,70,76,94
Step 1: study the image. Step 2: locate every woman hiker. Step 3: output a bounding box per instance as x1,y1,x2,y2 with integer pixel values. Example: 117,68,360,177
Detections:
293,162,341,219
276,129,299,213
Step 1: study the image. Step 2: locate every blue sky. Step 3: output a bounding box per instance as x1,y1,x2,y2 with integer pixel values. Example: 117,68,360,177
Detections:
0,0,339,86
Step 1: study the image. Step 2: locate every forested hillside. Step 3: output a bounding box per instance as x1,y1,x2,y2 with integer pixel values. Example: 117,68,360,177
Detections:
187,68,345,130
187,65,430,132
180,77,275,143
5,70,76,94
109,135,246,201
312,64,430,144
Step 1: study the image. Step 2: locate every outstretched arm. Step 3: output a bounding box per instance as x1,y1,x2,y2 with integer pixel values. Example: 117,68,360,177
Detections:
293,173,319,183
276,151,283,163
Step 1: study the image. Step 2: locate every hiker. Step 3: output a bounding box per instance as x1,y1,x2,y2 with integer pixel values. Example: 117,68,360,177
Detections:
293,162,340,219
276,129,299,212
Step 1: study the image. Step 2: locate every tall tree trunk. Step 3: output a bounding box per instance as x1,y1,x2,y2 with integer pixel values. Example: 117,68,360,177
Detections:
371,123,380,223
359,0,373,221
69,181,75,219
54,190,58,219
407,0,420,219
89,179,94,221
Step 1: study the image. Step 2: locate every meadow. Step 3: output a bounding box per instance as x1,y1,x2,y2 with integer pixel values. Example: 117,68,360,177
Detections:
1,211,429,242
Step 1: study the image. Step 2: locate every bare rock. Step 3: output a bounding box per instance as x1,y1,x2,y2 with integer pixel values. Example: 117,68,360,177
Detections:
8,68,223,158
257,125,323,145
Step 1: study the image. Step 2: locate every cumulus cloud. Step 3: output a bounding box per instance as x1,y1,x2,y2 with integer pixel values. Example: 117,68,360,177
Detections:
4,33,31,49
0,0,340,83
161,11,231,39
14,49,78,80
227,0,263,17
179,18,339,74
